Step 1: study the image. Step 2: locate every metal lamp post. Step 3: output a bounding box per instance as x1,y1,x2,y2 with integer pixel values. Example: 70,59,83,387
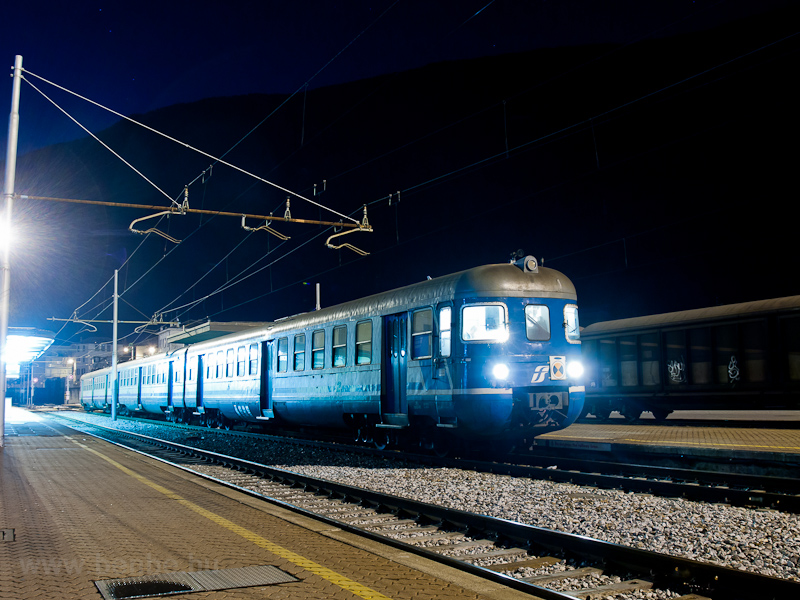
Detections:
0,55,22,449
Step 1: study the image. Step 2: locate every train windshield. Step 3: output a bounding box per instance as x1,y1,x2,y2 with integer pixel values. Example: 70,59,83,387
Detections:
564,305,580,343
525,305,551,341
462,304,508,342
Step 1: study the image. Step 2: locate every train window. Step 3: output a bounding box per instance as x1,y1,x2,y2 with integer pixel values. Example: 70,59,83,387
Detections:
356,320,372,364
277,338,288,373
312,330,325,369
714,324,738,384
784,317,800,381
294,334,306,371
216,351,224,378
639,333,660,386
599,339,618,387
620,336,638,386
741,321,766,383
439,307,452,357
689,328,712,385
237,346,246,377
462,304,508,342
249,344,258,375
564,305,580,343
226,348,235,377
665,330,687,385
207,352,215,379
333,325,347,367
525,305,550,341
412,309,433,359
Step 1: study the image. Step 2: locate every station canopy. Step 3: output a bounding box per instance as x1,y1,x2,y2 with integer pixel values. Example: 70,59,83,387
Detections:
3,327,55,379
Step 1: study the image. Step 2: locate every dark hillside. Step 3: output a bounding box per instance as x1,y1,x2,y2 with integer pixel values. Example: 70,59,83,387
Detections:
6,4,798,331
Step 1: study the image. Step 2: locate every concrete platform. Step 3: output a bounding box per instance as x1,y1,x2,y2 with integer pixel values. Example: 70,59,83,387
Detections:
537,419,800,466
1,409,535,600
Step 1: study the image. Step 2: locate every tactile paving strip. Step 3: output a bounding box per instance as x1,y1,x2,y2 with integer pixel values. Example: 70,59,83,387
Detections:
95,564,298,599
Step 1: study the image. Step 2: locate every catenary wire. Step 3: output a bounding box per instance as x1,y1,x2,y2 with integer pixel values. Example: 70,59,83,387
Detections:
21,69,358,224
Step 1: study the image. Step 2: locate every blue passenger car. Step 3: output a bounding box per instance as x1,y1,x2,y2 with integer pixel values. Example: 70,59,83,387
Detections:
80,258,584,450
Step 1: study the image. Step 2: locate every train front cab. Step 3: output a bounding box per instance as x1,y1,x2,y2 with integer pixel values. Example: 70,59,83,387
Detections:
447,297,584,439
378,270,585,446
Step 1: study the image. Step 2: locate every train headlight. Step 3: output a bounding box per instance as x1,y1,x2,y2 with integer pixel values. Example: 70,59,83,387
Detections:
492,363,510,380
567,360,584,379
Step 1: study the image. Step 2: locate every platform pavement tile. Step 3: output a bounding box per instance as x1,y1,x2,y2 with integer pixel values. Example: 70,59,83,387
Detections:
4,433,505,600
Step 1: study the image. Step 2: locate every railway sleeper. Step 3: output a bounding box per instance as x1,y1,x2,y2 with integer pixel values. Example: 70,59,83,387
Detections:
319,508,384,519
521,566,603,583
339,514,398,524
486,555,562,572
570,578,653,599
393,529,464,540
429,538,495,552
365,520,426,531
459,547,530,562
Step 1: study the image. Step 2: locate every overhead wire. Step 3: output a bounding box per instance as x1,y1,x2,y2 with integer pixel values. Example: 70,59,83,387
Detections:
169,227,332,320
20,75,176,206
21,68,358,225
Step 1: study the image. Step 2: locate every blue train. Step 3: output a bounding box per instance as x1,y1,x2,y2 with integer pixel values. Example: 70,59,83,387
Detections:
80,257,585,451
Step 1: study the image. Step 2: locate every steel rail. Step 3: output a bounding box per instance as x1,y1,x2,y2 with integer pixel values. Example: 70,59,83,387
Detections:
62,411,800,513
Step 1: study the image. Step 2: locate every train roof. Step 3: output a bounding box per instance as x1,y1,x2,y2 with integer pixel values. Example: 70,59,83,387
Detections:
581,295,800,336
80,263,577,379
266,262,577,333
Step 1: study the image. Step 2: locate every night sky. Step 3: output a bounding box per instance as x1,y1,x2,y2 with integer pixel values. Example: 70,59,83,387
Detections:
3,0,785,153
1,1,797,344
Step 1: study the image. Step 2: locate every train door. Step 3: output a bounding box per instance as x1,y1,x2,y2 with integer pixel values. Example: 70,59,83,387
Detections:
382,313,408,420
196,354,205,412
136,366,143,410
259,341,273,419
167,360,174,411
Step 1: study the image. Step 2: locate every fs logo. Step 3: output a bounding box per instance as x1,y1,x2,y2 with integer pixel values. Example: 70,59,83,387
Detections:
531,365,549,384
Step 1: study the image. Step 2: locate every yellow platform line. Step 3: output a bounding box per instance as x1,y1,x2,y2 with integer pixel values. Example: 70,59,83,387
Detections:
67,437,393,600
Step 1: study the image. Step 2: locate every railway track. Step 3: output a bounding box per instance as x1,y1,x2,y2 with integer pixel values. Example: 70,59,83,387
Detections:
56,411,800,514
48,413,800,600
